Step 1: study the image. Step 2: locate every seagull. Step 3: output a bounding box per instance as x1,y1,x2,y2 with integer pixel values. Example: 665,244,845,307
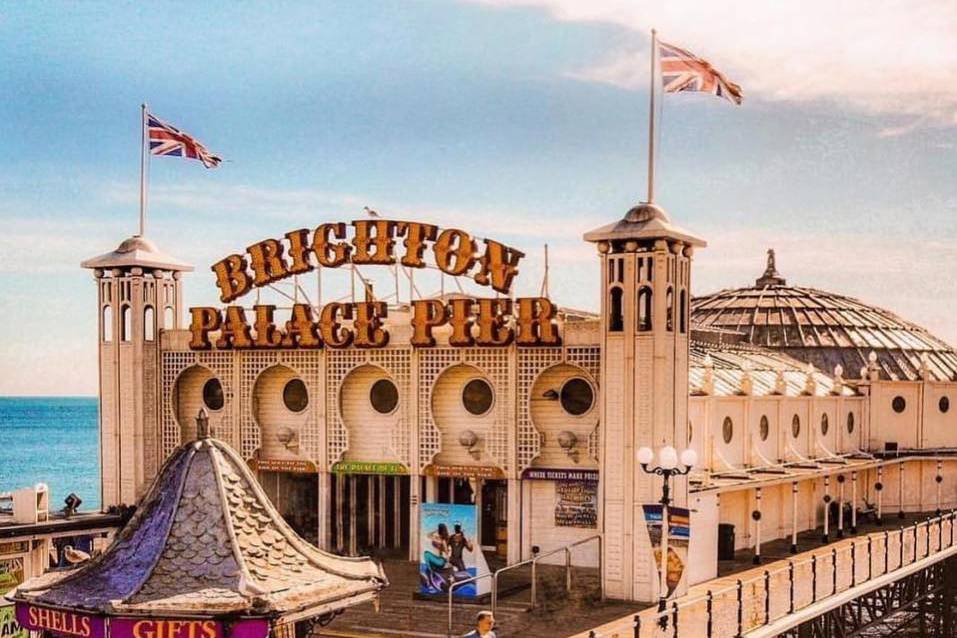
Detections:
363,206,380,218
64,545,91,565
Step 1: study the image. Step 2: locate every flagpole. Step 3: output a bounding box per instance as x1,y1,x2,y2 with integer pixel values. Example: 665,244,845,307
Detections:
647,29,657,204
139,103,148,236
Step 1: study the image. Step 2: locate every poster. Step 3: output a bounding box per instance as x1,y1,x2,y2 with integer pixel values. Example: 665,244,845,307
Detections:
554,480,598,528
641,505,691,598
0,558,24,596
0,606,28,638
418,503,490,598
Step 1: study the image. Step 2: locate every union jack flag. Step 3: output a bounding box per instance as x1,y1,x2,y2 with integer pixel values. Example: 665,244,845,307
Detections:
658,40,743,105
147,113,222,168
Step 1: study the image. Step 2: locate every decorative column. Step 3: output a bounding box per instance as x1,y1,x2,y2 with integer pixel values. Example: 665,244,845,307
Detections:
822,475,831,544
851,471,858,534
936,460,943,516
876,465,884,525
836,474,846,538
753,488,763,565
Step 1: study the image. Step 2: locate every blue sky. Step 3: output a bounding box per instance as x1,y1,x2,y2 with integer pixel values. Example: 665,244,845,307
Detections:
2,1,955,395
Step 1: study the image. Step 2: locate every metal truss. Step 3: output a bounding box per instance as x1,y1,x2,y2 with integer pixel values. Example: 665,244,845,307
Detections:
779,557,957,638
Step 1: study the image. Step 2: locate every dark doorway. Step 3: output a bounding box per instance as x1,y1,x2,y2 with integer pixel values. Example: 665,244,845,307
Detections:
481,479,507,558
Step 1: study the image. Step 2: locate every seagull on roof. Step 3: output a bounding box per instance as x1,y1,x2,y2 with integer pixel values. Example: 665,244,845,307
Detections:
363,206,380,218
64,545,91,565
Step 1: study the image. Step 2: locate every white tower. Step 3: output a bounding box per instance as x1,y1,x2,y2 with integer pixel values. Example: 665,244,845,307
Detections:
82,236,192,508
584,203,705,602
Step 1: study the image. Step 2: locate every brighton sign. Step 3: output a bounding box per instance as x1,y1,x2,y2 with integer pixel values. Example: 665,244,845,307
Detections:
189,220,561,350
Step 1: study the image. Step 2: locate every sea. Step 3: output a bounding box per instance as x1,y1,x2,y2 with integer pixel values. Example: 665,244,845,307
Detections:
0,397,100,512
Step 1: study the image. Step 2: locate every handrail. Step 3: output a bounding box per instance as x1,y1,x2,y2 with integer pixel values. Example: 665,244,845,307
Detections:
491,534,601,614
578,509,957,638
445,534,602,637
447,571,494,638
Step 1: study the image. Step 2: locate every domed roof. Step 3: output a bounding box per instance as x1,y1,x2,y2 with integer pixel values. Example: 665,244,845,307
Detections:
15,416,385,617
692,250,957,381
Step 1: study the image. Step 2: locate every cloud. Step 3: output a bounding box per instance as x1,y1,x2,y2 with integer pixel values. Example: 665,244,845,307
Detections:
473,0,957,126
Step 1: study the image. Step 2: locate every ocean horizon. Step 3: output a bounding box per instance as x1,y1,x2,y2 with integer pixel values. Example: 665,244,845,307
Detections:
0,396,100,512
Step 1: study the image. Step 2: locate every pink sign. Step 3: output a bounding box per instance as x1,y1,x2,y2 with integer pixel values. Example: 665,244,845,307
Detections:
110,618,269,638
15,603,106,638
13,605,269,638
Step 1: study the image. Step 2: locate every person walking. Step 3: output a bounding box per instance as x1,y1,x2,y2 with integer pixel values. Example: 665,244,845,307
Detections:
461,610,496,638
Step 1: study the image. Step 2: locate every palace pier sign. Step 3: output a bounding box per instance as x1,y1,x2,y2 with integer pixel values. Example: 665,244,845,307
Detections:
189,220,562,350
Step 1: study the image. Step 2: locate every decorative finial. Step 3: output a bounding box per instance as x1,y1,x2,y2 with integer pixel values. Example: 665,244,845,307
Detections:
196,407,211,439
755,248,786,287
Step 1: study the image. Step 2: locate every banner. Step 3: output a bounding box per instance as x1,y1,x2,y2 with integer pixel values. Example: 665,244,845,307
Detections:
418,503,490,598
641,505,691,598
111,618,269,638
15,605,105,638
554,481,598,528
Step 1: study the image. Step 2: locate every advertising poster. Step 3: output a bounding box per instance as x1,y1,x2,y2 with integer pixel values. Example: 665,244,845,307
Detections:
0,558,24,596
554,480,598,528
641,505,691,598
0,605,28,638
418,503,490,598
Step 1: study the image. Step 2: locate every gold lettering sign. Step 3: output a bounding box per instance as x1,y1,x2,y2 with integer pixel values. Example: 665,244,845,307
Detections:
211,220,525,302
191,220,562,351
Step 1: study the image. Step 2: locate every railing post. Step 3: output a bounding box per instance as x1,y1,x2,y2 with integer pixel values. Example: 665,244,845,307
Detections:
448,582,454,638
867,536,873,580
914,521,919,562
851,541,857,587
672,601,679,635
530,558,537,610
939,513,944,552
492,571,498,617
736,580,743,638
831,547,837,595
811,554,817,601
565,547,572,593
788,562,794,614
884,530,889,573
599,535,605,602
764,570,771,625
706,590,714,638
633,613,640,638
899,527,905,568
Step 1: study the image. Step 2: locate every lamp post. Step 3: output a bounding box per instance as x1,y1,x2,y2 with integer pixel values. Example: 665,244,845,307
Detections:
637,445,697,626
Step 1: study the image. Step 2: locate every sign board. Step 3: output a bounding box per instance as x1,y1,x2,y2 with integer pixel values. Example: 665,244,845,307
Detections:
15,605,104,638
331,461,408,475
554,481,598,528
248,458,317,474
0,605,28,638
189,220,562,351
13,607,269,638
423,464,504,480
418,503,490,598
110,618,269,638
641,505,691,598
522,468,599,482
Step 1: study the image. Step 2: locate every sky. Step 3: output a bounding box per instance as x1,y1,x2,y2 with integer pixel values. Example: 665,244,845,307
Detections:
1,1,956,395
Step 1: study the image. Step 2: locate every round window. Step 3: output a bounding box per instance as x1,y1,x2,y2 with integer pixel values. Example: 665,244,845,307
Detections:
283,379,309,413
462,378,494,416
821,413,829,435
202,378,224,411
847,412,855,434
560,378,594,416
940,396,950,414
791,414,801,438
722,416,733,444
370,379,399,414
759,415,769,441
892,396,906,413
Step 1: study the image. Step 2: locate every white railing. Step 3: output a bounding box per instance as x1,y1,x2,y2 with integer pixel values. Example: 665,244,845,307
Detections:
576,510,957,638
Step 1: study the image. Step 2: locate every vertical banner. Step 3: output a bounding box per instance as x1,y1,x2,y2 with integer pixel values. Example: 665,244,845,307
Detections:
418,503,490,597
641,505,691,597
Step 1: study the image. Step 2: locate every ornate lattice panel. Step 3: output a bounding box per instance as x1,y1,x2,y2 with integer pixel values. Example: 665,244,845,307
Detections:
567,346,602,462
516,346,602,471
237,351,322,462
325,348,412,467
160,351,237,460
418,349,511,472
